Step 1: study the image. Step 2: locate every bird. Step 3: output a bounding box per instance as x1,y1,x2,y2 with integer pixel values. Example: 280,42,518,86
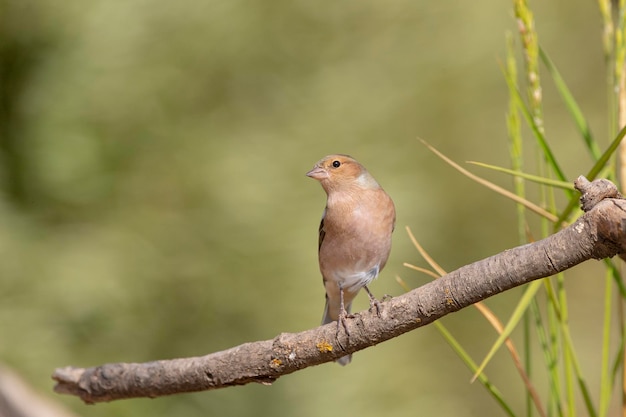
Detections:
306,154,396,365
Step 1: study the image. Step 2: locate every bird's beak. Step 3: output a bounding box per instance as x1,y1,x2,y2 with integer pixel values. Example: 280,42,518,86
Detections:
306,166,329,180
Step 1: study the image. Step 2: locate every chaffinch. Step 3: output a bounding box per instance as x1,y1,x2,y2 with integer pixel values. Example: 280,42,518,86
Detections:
306,154,396,365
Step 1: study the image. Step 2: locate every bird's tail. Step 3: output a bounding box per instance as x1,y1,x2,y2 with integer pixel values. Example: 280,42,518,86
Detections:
321,297,352,366
335,353,352,366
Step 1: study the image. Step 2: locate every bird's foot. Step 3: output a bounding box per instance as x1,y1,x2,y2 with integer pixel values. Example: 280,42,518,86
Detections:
334,311,353,366
335,286,354,338
364,285,382,317
336,308,353,338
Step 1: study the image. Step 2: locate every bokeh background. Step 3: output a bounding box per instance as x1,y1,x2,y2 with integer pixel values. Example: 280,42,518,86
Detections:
0,0,614,416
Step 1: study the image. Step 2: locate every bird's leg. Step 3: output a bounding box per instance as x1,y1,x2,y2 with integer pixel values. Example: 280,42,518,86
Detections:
364,285,382,317
337,285,351,338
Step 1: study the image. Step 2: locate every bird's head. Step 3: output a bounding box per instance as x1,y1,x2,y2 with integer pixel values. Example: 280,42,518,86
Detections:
306,154,380,193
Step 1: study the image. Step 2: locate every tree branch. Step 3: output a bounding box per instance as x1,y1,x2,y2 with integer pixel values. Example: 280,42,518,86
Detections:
52,176,626,404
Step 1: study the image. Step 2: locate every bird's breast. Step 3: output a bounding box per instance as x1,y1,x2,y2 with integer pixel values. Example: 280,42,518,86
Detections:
318,190,395,289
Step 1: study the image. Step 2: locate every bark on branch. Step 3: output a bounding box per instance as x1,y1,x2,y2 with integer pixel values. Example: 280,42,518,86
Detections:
52,176,626,404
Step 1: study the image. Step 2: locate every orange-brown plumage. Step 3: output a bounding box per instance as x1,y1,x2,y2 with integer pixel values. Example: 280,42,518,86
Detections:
307,154,396,365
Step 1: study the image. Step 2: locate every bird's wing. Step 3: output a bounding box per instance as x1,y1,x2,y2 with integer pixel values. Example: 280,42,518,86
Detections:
318,216,326,252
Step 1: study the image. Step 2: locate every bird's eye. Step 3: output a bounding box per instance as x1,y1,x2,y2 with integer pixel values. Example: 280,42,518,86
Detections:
332,160,341,168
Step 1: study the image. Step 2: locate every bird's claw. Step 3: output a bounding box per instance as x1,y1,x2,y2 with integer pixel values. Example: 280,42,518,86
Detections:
336,309,353,339
368,298,382,317
364,285,382,317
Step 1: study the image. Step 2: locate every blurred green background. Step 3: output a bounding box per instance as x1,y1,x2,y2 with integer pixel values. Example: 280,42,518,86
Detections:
0,0,614,416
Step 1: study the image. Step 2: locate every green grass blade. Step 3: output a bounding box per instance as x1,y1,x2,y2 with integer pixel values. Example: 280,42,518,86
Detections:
563,325,598,417
530,300,565,417
557,276,576,415
605,258,626,299
422,140,559,222
586,122,626,180
545,278,598,416
505,32,534,417
501,63,572,196
599,269,613,417
434,321,518,417
606,259,625,385
397,276,517,416
472,280,543,381
539,47,600,160
467,161,575,190
610,314,625,383
554,123,626,227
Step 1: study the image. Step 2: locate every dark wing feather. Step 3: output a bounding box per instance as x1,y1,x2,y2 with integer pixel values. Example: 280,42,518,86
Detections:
318,217,325,252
